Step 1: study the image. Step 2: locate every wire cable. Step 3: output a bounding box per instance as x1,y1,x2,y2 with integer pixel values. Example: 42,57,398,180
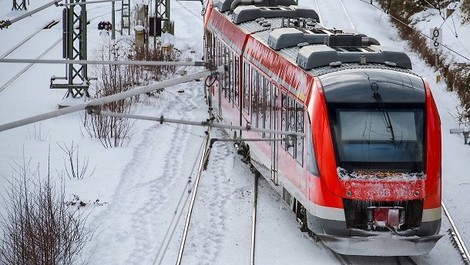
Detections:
358,0,470,62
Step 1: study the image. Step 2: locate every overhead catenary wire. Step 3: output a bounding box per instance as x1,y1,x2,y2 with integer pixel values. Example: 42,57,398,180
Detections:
95,111,305,138
0,0,62,29
0,58,207,67
1,38,62,93
0,65,225,133
359,0,470,62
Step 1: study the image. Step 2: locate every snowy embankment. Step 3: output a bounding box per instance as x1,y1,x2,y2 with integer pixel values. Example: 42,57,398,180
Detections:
0,0,469,264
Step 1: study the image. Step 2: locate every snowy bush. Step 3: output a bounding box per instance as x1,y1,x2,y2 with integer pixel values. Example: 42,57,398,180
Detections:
0,155,90,265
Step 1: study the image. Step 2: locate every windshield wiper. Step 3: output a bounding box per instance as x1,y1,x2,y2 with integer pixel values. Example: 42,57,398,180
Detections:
371,82,396,144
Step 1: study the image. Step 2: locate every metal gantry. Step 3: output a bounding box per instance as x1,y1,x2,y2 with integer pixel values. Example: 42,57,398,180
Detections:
121,0,130,35
12,0,28,10
51,0,90,98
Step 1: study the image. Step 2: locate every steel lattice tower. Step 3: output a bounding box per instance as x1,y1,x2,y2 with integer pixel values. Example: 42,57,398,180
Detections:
51,0,89,98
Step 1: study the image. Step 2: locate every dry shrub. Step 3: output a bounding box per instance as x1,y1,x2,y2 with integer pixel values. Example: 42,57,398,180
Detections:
0,154,90,265
376,0,470,120
83,38,181,147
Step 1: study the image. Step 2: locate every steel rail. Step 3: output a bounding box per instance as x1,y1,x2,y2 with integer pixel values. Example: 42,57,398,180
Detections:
250,171,259,265
0,65,224,132
152,138,207,265
338,0,355,31
175,131,211,265
442,201,470,263
0,58,207,67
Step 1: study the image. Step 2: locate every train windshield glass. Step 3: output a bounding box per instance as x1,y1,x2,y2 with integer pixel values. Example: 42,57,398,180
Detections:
333,108,424,172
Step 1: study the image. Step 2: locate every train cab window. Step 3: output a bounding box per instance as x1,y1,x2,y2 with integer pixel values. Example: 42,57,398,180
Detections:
331,107,425,173
243,63,250,114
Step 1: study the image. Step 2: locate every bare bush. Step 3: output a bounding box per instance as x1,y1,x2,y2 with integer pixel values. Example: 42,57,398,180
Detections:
57,141,96,179
83,38,181,147
28,123,51,141
84,42,135,148
0,152,91,265
376,0,470,123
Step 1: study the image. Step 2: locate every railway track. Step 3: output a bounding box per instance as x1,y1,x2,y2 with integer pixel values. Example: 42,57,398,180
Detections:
312,0,355,31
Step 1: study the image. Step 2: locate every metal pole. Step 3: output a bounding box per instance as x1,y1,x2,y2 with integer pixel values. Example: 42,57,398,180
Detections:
0,58,207,67
58,0,122,6
0,66,224,132
250,171,259,265
97,111,305,138
112,1,115,39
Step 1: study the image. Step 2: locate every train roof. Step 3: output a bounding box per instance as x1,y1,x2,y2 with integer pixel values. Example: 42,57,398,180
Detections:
210,2,415,76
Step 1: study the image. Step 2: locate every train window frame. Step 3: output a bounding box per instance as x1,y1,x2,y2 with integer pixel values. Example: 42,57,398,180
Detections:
329,104,426,173
281,92,288,149
204,30,214,65
230,51,235,107
251,69,259,127
243,62,250,114
306,113,320,176
234,56,240,107
258,74,264,135
287,96,296,158
296,102,304,165
224,47,228,99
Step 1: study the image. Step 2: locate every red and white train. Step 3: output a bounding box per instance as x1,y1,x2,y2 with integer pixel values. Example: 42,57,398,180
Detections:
203,0,442,256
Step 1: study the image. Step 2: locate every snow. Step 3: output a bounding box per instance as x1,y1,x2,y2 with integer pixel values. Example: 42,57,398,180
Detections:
0,0,469,264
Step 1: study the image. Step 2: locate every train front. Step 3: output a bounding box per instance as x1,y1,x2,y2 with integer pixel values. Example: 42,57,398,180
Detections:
313,67,442,256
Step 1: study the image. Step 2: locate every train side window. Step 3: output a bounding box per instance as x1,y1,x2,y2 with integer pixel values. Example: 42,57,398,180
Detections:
230,52,235,107
223,47,230,100
243,63,250,114
251,70,259,127
296,103,304,165
204,30,213,64
234,57,240,107
281,93,288,149
263,78,271,138
306,115,319,175
288,97,296,158
258,75,264,134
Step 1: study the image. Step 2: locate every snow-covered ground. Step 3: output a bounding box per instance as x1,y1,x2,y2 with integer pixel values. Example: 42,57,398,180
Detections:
0,0,469,264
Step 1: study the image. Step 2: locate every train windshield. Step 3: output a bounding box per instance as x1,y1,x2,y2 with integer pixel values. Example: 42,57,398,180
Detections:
331,107,425,173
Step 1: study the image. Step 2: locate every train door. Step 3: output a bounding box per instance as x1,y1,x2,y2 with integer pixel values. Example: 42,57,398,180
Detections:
271,85,279,185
